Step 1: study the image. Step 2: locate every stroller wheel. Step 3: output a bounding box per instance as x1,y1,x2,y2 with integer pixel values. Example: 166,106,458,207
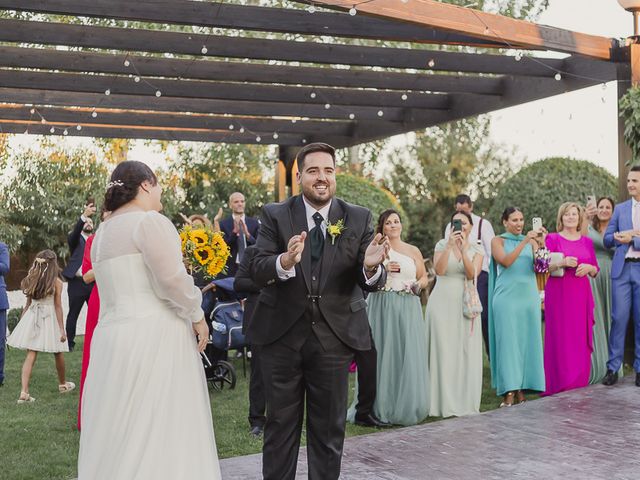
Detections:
209,360,237,391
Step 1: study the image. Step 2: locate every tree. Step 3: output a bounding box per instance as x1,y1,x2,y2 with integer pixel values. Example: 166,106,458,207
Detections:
0,142,109,258
487,157,618,232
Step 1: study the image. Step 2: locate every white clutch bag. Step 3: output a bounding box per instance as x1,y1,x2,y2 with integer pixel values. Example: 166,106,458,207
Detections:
549,252,565,277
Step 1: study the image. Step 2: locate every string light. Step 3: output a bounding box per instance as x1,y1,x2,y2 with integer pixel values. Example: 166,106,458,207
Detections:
29,108,35,114
291,118,297,123
401,94,408,101
91,111,98,118
104,89,111,96
201,46,208,55
377,110,384,117
63,129,68,136
515,51,523,62
349,7,357,16
76,125,82,131
40,118,46,124
324,103,331,109
124,59,130,67
554,73,562,81
302,139,307,144
349,113,355,119
134,76,140,83
49,126,55,133
229,124,234,130
256,136,261,142
310,92,317,99
239,127,245,133
155,90,162,97
307,5,316,13
273,133,279,139
428,59,435,68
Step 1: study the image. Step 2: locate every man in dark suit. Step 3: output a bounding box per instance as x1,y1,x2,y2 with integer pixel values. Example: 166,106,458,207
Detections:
0,240,9,387
61,202,96,351
233,245,266,437
218,192,260,278
249,142,389,480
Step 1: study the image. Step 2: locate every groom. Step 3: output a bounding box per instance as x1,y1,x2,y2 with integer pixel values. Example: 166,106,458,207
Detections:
250,142,389,480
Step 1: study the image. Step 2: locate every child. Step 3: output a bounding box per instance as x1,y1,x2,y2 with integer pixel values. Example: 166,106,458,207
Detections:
7,249,75,403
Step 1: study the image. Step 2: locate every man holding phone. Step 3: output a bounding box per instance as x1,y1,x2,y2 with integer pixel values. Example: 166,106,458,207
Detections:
603,167,640,387
444,194,495,359
61,199,96,351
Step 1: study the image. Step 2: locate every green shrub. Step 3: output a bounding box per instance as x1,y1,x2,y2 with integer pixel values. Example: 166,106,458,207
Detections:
7,307,22,332
336,173,407,231
487,157,617,232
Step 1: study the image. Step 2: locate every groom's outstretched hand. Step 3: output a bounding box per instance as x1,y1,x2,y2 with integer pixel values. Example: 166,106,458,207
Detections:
364,233,390,272
280,231,307,270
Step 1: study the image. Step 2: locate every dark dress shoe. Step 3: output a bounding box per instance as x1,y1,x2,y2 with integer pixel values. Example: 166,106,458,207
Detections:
602,370,618,386
249,425,264,437
354,413,392,428
636,372,640,387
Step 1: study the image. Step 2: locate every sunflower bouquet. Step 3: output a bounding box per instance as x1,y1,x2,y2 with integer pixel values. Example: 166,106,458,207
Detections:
179,224,231,280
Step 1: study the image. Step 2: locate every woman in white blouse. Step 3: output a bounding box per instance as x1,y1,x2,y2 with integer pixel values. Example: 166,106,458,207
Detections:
78,161,221,480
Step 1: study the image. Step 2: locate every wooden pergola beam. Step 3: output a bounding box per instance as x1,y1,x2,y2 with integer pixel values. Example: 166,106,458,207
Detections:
0,19,566,76
0,87,442,123
0,121,312,145
0,105,364,137
0,69,453,109
306,0,617,60
0,0,506,48
0,47,504,95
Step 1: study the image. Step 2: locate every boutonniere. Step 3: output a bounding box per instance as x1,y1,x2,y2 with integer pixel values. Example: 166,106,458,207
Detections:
326,219,346,245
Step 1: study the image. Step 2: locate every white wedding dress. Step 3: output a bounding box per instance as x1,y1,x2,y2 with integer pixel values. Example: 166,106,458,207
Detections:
78,211,221,480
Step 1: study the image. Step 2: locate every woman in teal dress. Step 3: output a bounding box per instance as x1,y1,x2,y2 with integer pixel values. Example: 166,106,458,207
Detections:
585,197,616,383
347,210,430,426
426,211,484,418
489,207,546,407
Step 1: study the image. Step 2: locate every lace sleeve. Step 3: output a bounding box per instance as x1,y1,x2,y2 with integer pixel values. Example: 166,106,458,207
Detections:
133,211,204,323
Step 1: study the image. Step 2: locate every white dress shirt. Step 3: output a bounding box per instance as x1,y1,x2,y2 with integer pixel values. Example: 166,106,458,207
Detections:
626,199,640,259
444,212,495,273
276,196,382,283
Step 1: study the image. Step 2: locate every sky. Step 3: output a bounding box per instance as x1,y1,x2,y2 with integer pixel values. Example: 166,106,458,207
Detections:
5,0,632,175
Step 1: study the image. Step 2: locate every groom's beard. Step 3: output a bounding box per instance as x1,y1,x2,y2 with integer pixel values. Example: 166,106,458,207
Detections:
302,181,335,208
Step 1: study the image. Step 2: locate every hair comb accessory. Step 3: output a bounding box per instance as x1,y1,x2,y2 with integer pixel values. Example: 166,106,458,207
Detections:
34,258,46,264
106,180,124,189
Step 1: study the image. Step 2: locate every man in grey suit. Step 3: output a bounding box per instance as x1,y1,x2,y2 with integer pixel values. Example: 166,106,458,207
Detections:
249,142,389,480
0,241,10,387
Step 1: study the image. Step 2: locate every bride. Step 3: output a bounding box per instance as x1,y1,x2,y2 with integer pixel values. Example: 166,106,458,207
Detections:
78,161,221,479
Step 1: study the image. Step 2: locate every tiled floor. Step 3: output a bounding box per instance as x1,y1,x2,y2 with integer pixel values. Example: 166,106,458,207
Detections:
220,376,640,479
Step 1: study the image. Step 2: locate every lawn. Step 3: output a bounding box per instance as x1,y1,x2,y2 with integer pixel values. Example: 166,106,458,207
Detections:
0,338,516,480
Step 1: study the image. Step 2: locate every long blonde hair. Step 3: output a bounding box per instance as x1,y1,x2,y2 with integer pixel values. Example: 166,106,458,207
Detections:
556,202,584,232
21,250,61,300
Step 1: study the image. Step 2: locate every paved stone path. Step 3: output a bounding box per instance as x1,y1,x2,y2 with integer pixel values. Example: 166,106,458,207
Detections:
220,376,640,479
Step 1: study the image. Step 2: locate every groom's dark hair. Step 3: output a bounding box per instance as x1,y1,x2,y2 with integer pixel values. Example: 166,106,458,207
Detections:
296,142,335,172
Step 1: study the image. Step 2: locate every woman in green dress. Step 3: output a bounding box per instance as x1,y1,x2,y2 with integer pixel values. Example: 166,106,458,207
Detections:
426,211,484,418
585,197,616,383
489,207,546,407
346,209,430,426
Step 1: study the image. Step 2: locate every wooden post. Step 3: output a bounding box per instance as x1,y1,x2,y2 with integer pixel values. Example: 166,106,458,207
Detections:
277,145,300,199
275,159,287,202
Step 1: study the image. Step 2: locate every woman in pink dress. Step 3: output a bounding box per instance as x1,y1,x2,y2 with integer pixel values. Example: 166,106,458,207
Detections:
77,232,100,430
543,202,599,396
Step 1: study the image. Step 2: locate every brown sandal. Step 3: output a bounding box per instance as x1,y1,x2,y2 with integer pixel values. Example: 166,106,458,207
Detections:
499,391,515,408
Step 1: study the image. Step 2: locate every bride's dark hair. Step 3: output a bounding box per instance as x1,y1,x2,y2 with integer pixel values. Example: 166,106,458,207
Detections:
104,161,158,212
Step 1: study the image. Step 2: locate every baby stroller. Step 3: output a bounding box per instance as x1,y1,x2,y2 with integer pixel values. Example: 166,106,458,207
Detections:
200,277,246,391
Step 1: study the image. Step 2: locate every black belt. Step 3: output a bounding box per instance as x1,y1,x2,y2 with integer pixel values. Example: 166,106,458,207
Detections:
625,258,640,263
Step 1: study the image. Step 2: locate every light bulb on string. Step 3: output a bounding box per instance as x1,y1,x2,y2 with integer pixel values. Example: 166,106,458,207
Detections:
291,118,297,123
239,127,245,133
273,133,279,139
256,136,261,142
308,5,316,13
92,111,98,118
349,113,355,120
40,118,46,124
76,125,82,131
324,103,331,109
349,7,357,16
201,46,208,55
30,108,35,114
554,73,562,81
377,110,384,117
49,127,55,133
134,76,140,83
155,90,162,97
515,51,522,62
105,89,111,96
310,92,317,99
229,124,234,130
124,59,130,67
427,59,435,68
401,94,408,101
63,129,68,136
302,139,307,144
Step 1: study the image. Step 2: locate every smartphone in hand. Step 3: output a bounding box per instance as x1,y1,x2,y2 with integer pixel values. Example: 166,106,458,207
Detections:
586,195,596,207
452,219,462,232
532,217,542,232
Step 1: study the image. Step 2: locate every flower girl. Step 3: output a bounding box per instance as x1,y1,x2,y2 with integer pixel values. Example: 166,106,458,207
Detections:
7,250,75,403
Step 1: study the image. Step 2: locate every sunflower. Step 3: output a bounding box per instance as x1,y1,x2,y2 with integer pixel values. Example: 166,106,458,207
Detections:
179,231,189,251
194,246,215,265
207,259,224,277
189,229,209,246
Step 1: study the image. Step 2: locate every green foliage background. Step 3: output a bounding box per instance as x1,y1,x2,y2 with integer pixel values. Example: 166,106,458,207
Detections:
487,157,618,232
